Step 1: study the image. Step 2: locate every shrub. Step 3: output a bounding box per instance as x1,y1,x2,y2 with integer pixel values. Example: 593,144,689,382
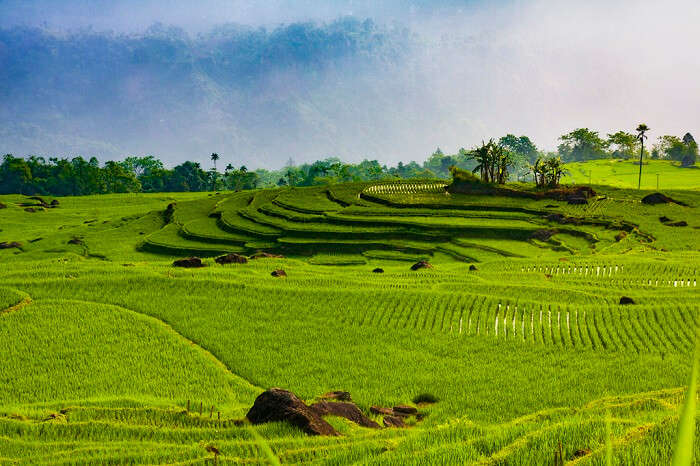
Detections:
449,166,481,184
413,393,439,404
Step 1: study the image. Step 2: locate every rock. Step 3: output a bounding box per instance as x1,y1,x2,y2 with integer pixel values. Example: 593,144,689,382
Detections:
173,257,205,268
246,388,338,436
531,229,556,241
215,253,248,265
567,196,588,205
667,221,688,227
370,406,394,416
641,192,686,206
572,449,592,458
24,207,38,212
546,213,566,223
0,202,6,209
469,264,478,271
0,241,22,249
310,401,380,429
50,199,60,207
619,296,635,305
614,231,627,242
393,405,418,416
410,260,432,271
67,238,83,245
251,252,285,259
659,216,671,223
372,268,384,273
271,269,287,277
383,415,405,428
321,391,352,402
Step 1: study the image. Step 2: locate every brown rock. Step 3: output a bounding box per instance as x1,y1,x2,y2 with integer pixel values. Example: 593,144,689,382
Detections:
310,401,380,429
572,448,592,458
566,196,588,205
215,253,248,265
393,405,418,416
619,296,635,305
641,192,687,206
246,388,338,436
0,241,22,249
410,260,432,271
321,391,352,402
370,406,394,416
173,257,205,268
383,415,405,428
271,269,287,277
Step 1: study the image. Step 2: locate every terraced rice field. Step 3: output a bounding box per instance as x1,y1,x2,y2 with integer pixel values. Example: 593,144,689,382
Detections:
0,182,698,464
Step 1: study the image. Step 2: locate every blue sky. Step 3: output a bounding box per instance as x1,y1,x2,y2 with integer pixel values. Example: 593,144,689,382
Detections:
1,0,698,166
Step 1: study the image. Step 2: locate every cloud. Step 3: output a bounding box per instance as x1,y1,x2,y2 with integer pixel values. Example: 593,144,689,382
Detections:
0,0,698,166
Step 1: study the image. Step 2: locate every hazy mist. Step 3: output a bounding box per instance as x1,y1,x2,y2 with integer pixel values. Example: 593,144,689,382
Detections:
1,0,698,168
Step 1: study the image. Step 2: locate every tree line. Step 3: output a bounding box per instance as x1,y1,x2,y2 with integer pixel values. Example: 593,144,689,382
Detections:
1,128,696,196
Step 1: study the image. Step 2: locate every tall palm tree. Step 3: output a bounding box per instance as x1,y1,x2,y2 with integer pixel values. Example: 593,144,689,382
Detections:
210,153,220,171
636,124,649,189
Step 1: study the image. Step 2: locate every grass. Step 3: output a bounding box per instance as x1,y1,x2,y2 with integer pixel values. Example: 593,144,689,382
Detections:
0,179,698,463
564,159,700,190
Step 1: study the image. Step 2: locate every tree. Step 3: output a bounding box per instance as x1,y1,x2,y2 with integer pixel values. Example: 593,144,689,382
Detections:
636,124,649,189
499,134,538,163
530,156,566,188
606,131,638,159
558,128,608,162
210,152,220,171
681,133,698,167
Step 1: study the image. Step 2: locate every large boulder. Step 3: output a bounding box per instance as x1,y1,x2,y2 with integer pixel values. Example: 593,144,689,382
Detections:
215,253,248,265
309,401,380,428
246,388,338,436
370,406,394,416
383,415,405,428
173,257,205,268
641,192,686,206
393,405,418,416
410,260,432,271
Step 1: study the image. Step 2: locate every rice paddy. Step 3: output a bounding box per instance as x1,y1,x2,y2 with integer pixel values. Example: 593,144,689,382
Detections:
0,180,698,464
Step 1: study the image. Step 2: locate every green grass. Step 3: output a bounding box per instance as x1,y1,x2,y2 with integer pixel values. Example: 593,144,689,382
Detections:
0,179,698,464
564,159,700,190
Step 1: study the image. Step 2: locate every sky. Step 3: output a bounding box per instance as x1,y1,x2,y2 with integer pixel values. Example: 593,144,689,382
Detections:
1,0,699,167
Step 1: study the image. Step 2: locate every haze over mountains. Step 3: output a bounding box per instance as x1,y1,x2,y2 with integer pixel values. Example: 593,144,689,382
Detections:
1,0,698,168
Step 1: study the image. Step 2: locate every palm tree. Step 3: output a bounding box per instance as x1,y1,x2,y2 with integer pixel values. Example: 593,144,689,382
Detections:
636,124,649,189
210,153,220,171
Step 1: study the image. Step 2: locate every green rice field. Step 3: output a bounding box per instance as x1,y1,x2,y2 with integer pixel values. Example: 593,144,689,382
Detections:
1,181,699,464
